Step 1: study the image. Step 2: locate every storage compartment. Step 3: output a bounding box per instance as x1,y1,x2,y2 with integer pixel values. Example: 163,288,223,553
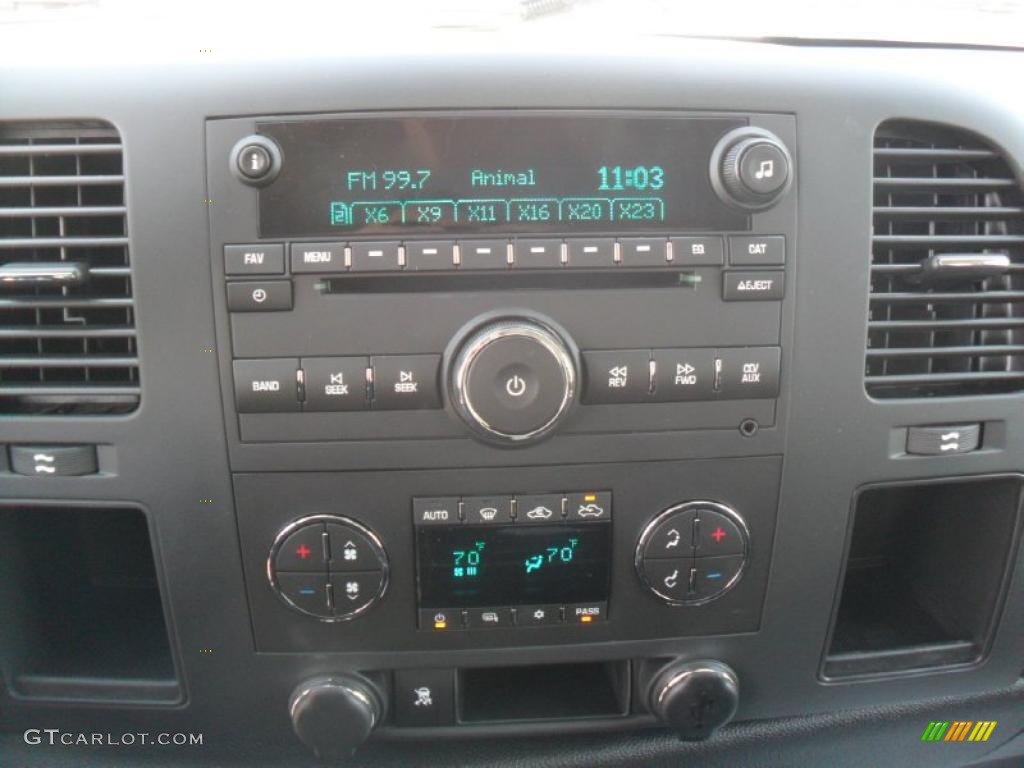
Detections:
458,661,629,723
0,504,180,703
824,476,1022,679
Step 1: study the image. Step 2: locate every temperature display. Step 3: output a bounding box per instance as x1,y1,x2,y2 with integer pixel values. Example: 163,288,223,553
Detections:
257,113,748,237
416,523,610,609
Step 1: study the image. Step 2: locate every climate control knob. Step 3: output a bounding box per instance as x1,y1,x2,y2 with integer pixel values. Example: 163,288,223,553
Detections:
649,660,739,741
711,127,793,210
448,316,578,446
289,675,385,757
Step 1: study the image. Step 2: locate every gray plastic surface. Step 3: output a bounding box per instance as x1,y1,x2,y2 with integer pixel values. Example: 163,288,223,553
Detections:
1,28,1023,767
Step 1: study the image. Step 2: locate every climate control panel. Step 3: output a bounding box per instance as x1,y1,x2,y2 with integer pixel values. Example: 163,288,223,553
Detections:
636,502,750,605
268,515,389,620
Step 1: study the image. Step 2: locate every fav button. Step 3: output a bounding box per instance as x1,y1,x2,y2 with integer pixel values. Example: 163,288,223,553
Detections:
371,354,442,410
233,358,299,412
224,244,284,275
693,509,745,557
226,280,293,311
302,357,369,412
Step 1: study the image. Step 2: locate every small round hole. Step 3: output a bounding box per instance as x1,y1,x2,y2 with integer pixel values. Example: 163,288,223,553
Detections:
739,419,759,437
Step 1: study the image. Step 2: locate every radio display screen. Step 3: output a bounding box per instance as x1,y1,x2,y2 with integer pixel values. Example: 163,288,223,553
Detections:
416,523,611,609
257,114,748,237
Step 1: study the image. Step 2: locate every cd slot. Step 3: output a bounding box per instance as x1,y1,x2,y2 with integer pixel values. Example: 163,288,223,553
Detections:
316,270,700,294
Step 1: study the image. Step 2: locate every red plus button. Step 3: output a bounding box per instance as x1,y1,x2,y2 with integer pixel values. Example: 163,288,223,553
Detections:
275,524,327,571
694,510,744,557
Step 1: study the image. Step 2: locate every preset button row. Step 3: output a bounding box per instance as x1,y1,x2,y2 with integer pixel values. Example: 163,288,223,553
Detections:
233,354,441,413
582,347,781,404
413,492,611,526
223,235,786,276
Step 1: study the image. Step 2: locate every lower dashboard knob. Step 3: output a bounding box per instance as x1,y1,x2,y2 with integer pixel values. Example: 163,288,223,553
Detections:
649,660,739,741
448,316,577,446
289,675,385,758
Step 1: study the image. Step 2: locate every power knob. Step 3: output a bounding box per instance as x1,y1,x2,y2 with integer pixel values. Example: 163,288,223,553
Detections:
711,127,793,210
447,315,578,446
289,675,385,758
649,660,739,741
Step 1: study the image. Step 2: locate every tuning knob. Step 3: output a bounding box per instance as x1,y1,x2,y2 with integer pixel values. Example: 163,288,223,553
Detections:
447,315,578,446
711,128,793,210
649,660,739,741
289,675,385,758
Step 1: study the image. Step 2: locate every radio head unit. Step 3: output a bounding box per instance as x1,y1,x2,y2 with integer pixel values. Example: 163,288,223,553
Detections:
208,110,795,457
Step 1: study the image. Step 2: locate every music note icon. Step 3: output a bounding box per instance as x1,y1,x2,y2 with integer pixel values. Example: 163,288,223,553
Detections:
754,160,774,180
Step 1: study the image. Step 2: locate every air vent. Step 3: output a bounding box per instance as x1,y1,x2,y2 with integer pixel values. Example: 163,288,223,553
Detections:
866,120,1024,398
0,121,139,414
